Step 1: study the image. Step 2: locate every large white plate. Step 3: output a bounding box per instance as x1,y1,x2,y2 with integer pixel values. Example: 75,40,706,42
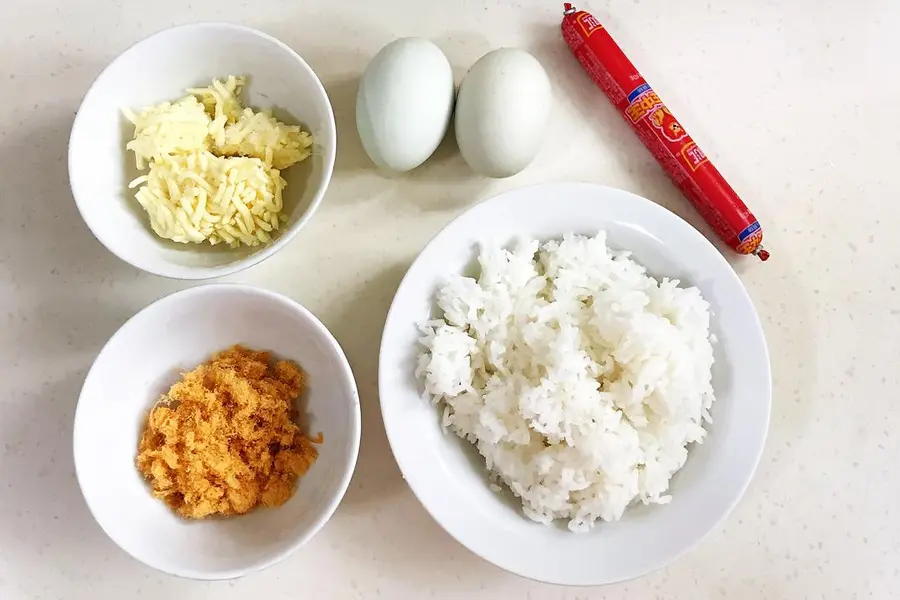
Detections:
378,182,771,585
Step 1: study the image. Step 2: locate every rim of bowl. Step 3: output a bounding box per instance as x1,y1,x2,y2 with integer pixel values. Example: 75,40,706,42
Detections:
68,23,337,280
72,283,361,579
377,182,772,585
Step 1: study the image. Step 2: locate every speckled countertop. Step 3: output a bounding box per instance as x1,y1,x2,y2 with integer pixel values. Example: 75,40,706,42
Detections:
1,0,898,598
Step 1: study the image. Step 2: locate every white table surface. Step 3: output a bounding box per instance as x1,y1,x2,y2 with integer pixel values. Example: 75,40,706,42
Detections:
2,0,898,598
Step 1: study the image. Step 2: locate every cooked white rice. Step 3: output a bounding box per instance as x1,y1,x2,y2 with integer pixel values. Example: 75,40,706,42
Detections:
416,232,715,532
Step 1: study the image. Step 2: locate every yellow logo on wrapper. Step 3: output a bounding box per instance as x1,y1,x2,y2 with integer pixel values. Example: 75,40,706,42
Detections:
576,12,603,37
736,222,764,254
625,90,663,123
648,107,687,142
680,142,709,171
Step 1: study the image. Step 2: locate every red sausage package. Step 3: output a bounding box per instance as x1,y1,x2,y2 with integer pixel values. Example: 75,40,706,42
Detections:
561,3,769,260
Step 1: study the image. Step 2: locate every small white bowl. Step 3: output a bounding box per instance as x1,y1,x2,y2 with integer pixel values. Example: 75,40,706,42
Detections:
68,24,337,279
73,284,360,579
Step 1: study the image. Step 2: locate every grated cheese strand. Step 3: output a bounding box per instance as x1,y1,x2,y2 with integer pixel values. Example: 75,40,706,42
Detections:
123,75,312,247
131,151,287,248
125,96,211,169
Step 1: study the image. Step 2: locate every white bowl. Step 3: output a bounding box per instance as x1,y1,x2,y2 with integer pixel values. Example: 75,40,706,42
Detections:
73,284,360,579
68,24,337,279
378,183,771,586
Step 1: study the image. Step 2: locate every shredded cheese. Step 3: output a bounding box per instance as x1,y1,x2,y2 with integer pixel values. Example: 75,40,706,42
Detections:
124,96,211,170
214,108,313,170
130,151,286,247
187,75,246,125
123,76,312,247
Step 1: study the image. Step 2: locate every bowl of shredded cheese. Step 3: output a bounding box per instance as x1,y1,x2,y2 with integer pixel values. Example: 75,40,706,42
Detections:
69,24,336,279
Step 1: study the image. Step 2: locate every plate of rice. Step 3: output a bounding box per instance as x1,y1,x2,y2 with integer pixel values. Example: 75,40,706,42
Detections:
378,182,771,585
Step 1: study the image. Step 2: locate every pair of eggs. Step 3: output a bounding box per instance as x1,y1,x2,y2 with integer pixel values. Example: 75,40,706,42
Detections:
356,38,552,178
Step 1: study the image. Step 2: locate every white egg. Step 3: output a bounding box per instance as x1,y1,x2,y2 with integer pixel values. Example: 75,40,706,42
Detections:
356,38,454,172
454,48,552,178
